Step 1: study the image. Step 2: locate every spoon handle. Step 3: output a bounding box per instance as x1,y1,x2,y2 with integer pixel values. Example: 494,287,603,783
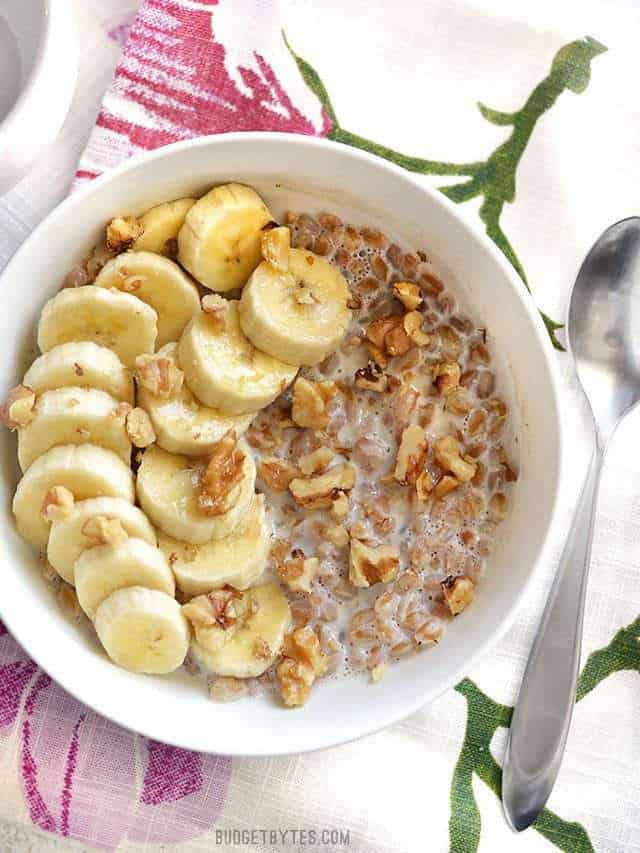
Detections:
502,448,602,831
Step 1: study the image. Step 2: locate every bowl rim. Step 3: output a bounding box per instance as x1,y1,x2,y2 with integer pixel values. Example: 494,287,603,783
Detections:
0,132,565,754
0,0,78,194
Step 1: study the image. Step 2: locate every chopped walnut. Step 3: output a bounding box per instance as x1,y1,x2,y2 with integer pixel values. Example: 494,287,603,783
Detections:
125,407,156,448
81,515,128,546
270,538,290,563
277,626,328,707
366,342,388,368
416,470,435,501
291,378,336,429
442,575,475,615
433,362,461,396
445,387,472,415
277,550,319,592
258,457,299,491
1,385,36,430
434,475,460,498
202,292,231,326
261,225,290,272
325,525,349,547
289,463,356,510
182,587,242,652
41,486,74,522
198,431,245,516
394,425,427,485
366,317,397,349
349,539,400,588
105,216,143,252
489,492,508,522
385,323,412,357
393,281,423,310
330,492,349,520
403,312,431,346
434,435,477,482
135,353,184,398
298,447,335,476
354,361,388,392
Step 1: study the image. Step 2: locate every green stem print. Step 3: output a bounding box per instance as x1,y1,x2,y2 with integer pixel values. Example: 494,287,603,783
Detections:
451,614,640,853
285,35,607,350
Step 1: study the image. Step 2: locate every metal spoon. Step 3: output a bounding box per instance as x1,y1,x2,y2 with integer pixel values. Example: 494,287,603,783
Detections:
502,217,640,831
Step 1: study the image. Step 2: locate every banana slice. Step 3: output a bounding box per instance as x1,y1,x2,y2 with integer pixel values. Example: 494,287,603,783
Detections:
158,494,270,596
13,444,135,549
95,586,189,674
137,343,253,455
17,388,131,472
136,443,256,544
239,249,352,366
133,197,195,256
94,252,200,347
189,583,290,678
23,342,134,404
48,497,156,585
178,183,272,291
178,301,297,415
37,286,157,367
75,538,175,620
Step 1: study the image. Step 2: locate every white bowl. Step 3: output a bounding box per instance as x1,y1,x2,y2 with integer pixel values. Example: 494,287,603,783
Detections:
0,0,78,195
0,134,562,755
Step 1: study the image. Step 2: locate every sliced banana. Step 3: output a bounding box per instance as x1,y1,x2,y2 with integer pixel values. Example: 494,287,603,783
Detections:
189,583,290,678
13,444,135,549
17,388,131,472
37,286,157,367
75,538,175,620
133,197,195,256
178,183,272,291
136,443,256,544
48,497,156,585
178,301,297,415
158,494,270,596
239,249,352,366
95,586,189,674
137,343,253,455
94,252,200,347
23,342,133,404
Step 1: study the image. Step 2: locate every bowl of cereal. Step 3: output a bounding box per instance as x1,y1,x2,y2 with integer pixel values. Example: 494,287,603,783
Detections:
0,133,562,754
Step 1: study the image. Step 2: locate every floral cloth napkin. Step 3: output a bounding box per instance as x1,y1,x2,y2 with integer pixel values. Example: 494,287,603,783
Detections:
1,0,640,850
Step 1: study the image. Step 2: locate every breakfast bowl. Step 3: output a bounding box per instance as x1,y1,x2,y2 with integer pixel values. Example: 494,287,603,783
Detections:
0,0,78,195
0,133,562,755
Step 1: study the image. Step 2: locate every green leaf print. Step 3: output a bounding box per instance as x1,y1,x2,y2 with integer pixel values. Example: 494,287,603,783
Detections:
576,615,640,702
285,35,607,350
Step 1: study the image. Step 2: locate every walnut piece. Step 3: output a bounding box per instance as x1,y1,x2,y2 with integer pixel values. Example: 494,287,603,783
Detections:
349,539,400,588
277,625,327,707
277,550,319,592
366,317,397,349
258,457,299,491
330,492,349,520
81,515,128,546
394,425,427,485
354,361,388,392
403,311,431,346
445,387,471,415
261,225,290,272
298,447,335,476
393,281,423,311
125,407,156,448
366,342,388,368
105,216,143,252
198,431,245,516
434,475,459,498
433,362,461,396
201,294,228,330
289,463,356,509
434,435,477,482
385,324,412,357
291,378,336,429
442,575,475,615
182,587,242,652
41,486,74,522
135,353,184,398
416,470,435,501
1,385,36,430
